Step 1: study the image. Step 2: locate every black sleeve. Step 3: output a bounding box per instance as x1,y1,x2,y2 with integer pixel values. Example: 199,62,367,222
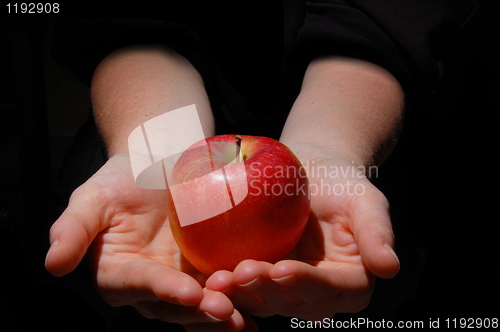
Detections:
50,18,252,134
285,0,481,94
50,19,214,87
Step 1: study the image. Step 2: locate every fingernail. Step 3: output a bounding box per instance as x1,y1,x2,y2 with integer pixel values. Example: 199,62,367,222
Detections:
204,311,225,322
271,275,293,282
45,240,59,266
271,274,296,287
384,243,400,266
238,277,260,288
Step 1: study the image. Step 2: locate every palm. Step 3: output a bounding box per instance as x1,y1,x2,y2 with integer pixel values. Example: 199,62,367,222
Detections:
283,159,378,316
74,154,206,304
291,158,374,268
87,164,173,266
275,159,379,316
206,158,397,320
47,154,242,326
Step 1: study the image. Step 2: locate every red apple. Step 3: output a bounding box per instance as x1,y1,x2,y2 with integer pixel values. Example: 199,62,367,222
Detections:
167,134,310,276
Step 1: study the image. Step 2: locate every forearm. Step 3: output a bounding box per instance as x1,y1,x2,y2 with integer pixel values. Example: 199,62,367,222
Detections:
91,44,214,157
280,56,404,168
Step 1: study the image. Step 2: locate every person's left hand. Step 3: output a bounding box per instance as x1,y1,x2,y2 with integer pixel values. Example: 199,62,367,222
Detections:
205,157,400,321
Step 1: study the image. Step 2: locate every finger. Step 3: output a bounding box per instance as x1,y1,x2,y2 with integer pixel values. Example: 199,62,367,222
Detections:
206,268,268,317
231,260,273,285
269,260,370,304
350,185,400,278
136,289,234,325
240,314,259,332
95,258,204,307
205,270,234,295
207,261,302,317
269,260,374,318
45,184,108,276
232,260,301,310
184,309,251,332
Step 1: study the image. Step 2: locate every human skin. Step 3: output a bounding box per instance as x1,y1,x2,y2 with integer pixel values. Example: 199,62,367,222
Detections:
205,56,403,323
45,46,402,331
46,45,247,330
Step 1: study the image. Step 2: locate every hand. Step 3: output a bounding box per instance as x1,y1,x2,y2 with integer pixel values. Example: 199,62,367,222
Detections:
206,157,400,321
45,153,247,331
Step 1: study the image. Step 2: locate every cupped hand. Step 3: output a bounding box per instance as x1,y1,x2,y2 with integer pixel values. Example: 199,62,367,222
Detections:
206,157,400,321
45,153,247,331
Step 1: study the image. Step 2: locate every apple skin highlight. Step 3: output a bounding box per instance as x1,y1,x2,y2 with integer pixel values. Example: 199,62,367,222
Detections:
167,134,310,276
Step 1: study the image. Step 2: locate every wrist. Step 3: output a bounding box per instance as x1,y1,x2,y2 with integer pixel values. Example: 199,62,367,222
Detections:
91,44,214,158
279,56,404,169
280,138,369,169
104,139,129,158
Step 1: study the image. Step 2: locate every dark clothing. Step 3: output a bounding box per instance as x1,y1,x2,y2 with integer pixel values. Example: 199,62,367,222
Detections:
51,1,480,131
280,0,481,116
286,0,479,91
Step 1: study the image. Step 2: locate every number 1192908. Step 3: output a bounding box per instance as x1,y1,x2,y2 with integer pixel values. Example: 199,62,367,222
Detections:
445,318,498,329
7,3,59,13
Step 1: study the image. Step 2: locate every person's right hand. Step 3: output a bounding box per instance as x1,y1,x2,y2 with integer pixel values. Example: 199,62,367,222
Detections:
45,153,249,331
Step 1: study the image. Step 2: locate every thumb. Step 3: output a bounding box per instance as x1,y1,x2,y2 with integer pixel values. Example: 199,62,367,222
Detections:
351,185,400,279
45,184,107,277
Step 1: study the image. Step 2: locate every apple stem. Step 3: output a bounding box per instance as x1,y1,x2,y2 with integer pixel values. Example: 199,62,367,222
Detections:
236,135,242,162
